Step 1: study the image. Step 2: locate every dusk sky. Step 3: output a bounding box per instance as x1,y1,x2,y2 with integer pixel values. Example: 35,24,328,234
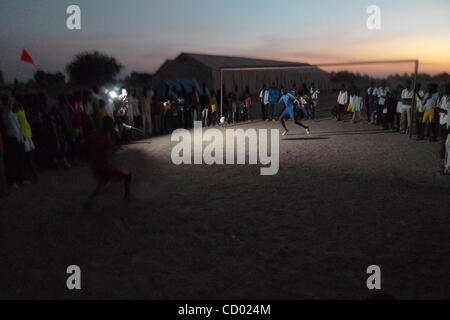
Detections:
1,0,449,82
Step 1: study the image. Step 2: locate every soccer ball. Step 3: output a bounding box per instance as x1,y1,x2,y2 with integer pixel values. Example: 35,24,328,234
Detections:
220,117,226,125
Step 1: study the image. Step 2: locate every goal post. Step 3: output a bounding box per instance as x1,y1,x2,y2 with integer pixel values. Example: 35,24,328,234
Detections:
219,59,419,138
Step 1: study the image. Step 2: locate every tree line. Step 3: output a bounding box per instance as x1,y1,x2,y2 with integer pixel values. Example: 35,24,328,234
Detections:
2,51,449,93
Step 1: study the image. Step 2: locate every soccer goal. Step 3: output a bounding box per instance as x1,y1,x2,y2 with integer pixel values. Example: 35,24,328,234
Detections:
219,59,419,138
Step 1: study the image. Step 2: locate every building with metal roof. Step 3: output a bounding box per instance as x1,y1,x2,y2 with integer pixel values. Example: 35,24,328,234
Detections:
154,52,329,95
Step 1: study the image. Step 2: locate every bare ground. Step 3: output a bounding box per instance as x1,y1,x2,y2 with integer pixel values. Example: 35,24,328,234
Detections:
0,113,449,300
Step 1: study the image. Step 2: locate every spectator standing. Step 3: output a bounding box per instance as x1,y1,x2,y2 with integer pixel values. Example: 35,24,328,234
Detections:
383,91,397,130
1,95,24,188
267,83,279,122
129,90,141,131
126,89,136,127
56,95,73,167
209,90,218,126
400,80,414,134
422,83,439,141
16,102,38,183
415,83,425,139
434,87,445,141
141,88,152,137
443,83,450,173
190,86,200,123
259,84,269,121
352,89,363,123
71,95,84,162
0,127,8,197
244,92,252,121
176,92,185,129
152,94,162,135
438,87,449,141
366,82,378,123
216,89,222,124
348,90,355,114
224,92,232,123
200,85,210,127
231,88,238,123
162,99,172,133
376,81,389,126
395,85,404,132
335,85,348,121
310,83,320,120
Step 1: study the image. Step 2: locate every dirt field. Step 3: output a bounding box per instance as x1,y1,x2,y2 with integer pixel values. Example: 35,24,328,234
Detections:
0,108,449,299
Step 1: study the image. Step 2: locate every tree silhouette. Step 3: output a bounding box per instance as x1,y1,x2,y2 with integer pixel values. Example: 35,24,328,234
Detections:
34,70,66,87
434,72,450,83
66,51,122,87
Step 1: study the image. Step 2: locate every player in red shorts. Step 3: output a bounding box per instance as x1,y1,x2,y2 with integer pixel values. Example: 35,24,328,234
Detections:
83,116,132,212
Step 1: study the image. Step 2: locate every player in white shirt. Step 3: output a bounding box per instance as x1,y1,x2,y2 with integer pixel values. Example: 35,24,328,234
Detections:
414,83,426,139
400,80,414,134
352,89,363,123
394,85,404,132
259,84,269,121
376,81,389,126
310,83,320,120
334,85,348,121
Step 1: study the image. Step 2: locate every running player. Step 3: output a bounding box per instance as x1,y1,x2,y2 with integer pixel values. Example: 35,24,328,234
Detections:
278,88,310,136
83,115,132,212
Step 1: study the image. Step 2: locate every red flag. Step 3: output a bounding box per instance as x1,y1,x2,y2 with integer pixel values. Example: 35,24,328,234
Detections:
21,49,35,66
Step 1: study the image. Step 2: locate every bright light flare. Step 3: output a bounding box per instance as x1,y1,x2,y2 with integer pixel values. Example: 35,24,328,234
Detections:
109,91,118,99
